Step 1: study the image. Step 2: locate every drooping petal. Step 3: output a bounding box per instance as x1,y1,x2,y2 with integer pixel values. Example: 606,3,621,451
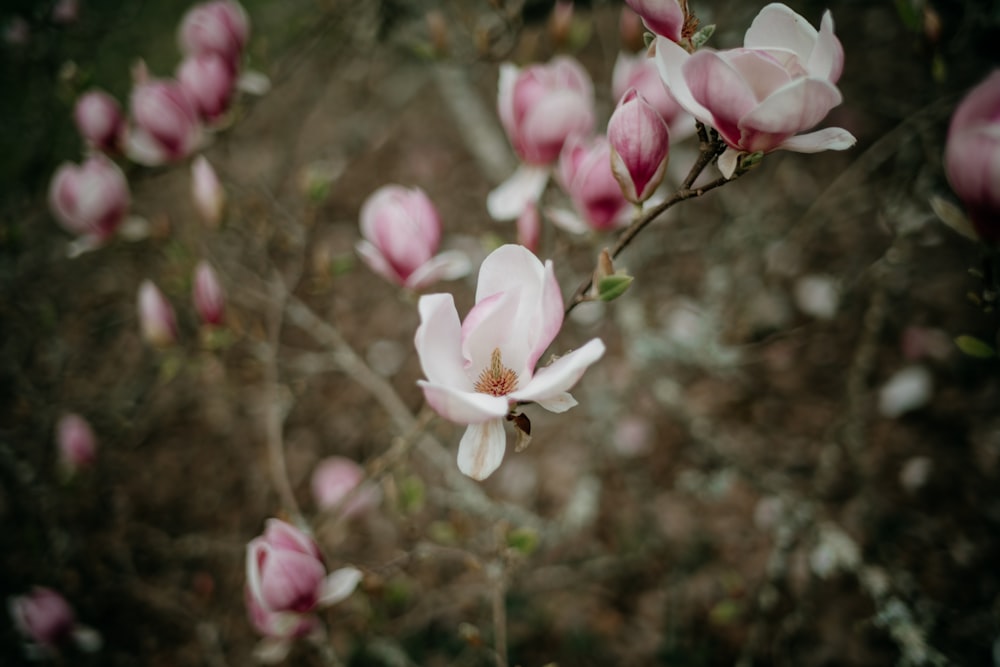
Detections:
317,567,362,607
418,382,510,424
486,164,550,221
457,419,507,480
777,127,857,153
717,147,741,179
509,338,605,404
415,293,470,390
546,206,590,235
533,391,579,413
253,637,293,664
356,240,401,285
404,250,472,290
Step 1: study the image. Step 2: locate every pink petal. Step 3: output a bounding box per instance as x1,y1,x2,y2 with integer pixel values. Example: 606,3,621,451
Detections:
653,37,713,128
415,294,470,390
457,419,507,480
683,50,759,147
739,77,842,148
809,11,844,83
418,381,510,424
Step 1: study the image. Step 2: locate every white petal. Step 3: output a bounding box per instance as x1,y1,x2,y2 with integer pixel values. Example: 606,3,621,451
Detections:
777,127,856,153
419,381,510,424
546,206,590,234
717,147,740,179
405,250,472,290
125,127,169,166
486,164,550,221
318,567,362,606
253,638,293,664
510,338,605,403
652,37,713,127
533,391,578,413
415,294,470,389
238,69,272,96
457,420,507,480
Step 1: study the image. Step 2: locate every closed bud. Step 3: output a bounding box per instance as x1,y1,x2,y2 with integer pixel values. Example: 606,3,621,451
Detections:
137,280,178,347
177,53,236,122
178,0,250,72
8,587,75,648
126,79,202,166
48,154,130,242
191,156,225,226
310,457,381,519
624,0,684,43
73,90,125,153
56,413,96,475
193,261,225,326
554,135,631,231
608,88,670,204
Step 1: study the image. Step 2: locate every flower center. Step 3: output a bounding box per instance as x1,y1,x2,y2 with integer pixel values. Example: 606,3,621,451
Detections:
474,348,519,397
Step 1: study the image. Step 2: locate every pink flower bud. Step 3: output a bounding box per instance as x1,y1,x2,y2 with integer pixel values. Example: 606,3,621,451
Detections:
944,70,1000,245
56,413,96,473
73,90,124,152
126,79,202,166
608,88,670,204
137,280,178,347
357,185,470,290
178,0,250,72
612,51,693,141
192,260,225,326
311,457,381,519
245,519,361,642
191,155,225,226
516,201,541,253
556,135,632,231
8,587,75,648
48,154,130,241
497,55,595,165
624,0,684,43
177,53,236,122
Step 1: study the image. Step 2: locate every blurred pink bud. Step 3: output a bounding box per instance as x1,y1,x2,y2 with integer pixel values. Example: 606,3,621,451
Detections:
126,79,202,166
619,6,645,53
177,53,236,122
178,0,250,72
497,55,595,166
311,457,381,518
944,70,1000,245
137,280,178,347
193,261,225,326
516,201,541,253
51,0,79,24
555,135,632,231
245,519,361,640
612,51,694,141
548,1,574,48
655,4,855,178
56,413,96,473
356,185,470,290
624,0,684,43
191,155,225,226
8,587,75,648
608,88,670,204
73,90,124,152
48,154,130,241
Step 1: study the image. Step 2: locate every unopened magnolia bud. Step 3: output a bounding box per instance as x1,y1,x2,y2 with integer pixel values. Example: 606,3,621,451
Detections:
608,88,670,204
137,280,178,347
9,587,75,648
178,0,250,72
548,1,574,49
624,0,684,43
192,261,225,326
310,457,381,518
191,156,225,226
56,413,96,474
48,155,130,242
73,90,124,152
592,249,633,301
177,53,236,122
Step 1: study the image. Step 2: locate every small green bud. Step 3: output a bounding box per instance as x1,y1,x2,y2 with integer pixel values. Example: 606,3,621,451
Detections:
954,335,996,359
597,274,634,301
506,527,539,555
691,24,716,49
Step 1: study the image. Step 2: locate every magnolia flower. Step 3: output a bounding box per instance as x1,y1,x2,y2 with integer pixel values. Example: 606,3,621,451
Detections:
487,56,596,221
56,413,97,475
191,155,225,226
8,587,100,658
192,261,225,326
311,457,381,518
126,79,202,166
608,88,671,204
624,0,684,43
654,3,856,178
48,154,130,242
549,135,632,233
178,0,250,72
137,280,178,347
944,70,1000,245
415,244,606,480
246,519,361,663
612,51,695,142
177,53,236,122
73,90,125,153
356,185,470,290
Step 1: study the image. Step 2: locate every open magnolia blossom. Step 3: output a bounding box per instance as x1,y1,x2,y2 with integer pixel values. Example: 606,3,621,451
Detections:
654,2,856,178
487,56,595,221
415,244,606,480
